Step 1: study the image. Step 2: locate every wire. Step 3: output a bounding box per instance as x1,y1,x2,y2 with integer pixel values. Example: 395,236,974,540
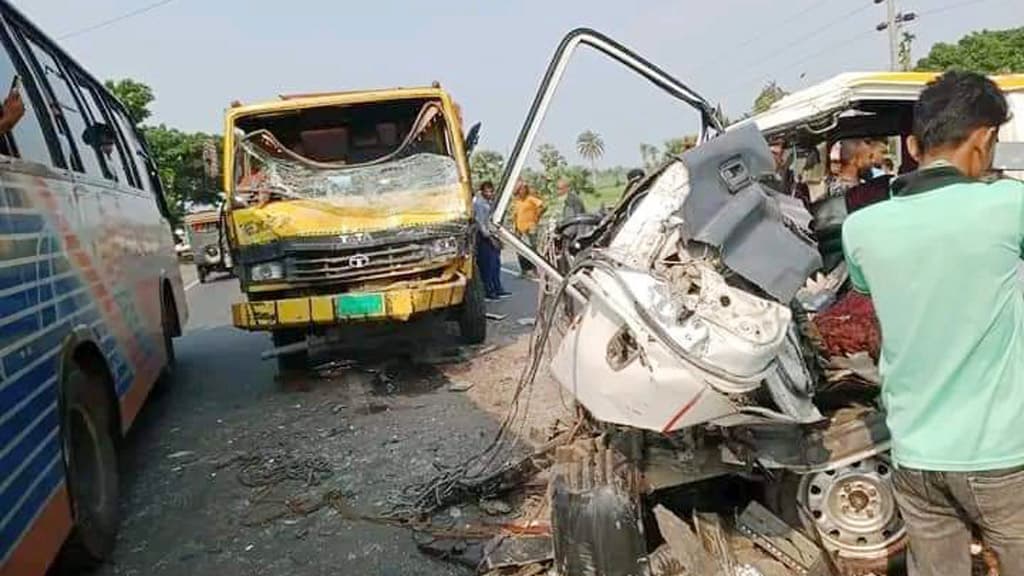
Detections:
915,0,1001,17
57,0,179,41
688,0,836,75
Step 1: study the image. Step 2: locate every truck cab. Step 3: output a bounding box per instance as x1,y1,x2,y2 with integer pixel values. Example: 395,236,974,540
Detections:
222,86,486,371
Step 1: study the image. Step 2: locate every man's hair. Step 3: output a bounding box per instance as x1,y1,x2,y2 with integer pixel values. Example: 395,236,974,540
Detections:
480,180,494,191
913,71,1009,154
839,139,868,165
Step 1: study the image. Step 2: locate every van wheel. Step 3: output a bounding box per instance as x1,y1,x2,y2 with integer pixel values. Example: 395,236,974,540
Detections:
458,270,486,344
59,366,119,569
765,460,907,575
272,329,308,373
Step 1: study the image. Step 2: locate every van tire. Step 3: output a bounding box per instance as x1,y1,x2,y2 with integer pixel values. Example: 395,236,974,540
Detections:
272,329,308,373
59,366,120,569
458,270,487,345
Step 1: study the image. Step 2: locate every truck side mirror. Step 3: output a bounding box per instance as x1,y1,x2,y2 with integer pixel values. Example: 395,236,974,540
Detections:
465,122,481,155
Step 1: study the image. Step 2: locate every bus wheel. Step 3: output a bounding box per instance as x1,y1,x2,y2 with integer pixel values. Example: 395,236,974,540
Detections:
458,269,486,344
60,366,120,568
272,329,308,373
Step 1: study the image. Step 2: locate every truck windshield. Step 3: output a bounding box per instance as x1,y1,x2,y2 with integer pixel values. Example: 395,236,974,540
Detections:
232,99,464,216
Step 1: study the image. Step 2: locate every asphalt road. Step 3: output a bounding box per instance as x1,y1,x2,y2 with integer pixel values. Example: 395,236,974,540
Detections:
88,259,539,576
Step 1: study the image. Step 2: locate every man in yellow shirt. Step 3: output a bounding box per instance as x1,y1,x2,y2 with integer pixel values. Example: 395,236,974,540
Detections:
512,180,545,277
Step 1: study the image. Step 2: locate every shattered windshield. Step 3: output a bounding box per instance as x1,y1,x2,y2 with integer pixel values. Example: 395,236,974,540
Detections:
231,99,468,219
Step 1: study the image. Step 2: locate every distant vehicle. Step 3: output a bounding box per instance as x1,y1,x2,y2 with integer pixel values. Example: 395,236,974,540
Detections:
0,2,187,575
223,86,485,372
183,208,232,282
173,227,192,261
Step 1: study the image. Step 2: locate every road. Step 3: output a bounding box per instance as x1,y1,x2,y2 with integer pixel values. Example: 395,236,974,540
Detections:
91,260,541,576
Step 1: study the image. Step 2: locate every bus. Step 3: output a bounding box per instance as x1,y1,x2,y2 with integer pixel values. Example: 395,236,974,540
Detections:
0,2,187,575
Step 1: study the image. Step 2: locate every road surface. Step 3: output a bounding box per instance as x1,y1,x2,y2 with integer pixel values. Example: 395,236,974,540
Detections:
89,260,540,576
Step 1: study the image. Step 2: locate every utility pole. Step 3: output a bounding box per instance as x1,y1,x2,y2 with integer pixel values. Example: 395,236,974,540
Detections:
875,0,917,71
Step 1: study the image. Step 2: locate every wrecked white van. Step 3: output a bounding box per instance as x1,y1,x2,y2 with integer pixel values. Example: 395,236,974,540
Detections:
491,34,1022,575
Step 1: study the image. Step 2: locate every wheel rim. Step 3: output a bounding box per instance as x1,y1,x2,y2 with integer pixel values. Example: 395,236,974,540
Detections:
798,457,905,560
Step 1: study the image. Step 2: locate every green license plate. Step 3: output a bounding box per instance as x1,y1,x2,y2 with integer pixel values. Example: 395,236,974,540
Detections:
335,293,385,317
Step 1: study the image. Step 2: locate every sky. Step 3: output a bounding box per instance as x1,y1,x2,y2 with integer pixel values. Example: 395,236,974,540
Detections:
12,0,1023,167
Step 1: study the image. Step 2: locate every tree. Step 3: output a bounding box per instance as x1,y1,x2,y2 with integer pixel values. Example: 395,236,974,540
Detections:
575,130,605,187
640,143,660,170
915,27,1024,74
470,149,505,188
104,78,155,125
898,31,916,72
752,80,788,115
661,135,697,162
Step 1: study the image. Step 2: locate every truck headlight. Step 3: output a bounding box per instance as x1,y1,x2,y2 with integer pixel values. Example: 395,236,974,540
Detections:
250,261,284,282
427,236,460,259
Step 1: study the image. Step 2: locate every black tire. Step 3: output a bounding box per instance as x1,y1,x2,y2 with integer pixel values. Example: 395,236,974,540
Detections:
197,266,208,284
457,269,487,345
272,329,308,373
59,366,119,569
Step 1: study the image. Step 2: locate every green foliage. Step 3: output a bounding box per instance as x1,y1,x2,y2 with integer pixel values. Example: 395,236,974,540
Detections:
915,27,1024,74
106,77,221,223
575,130,605,163
661,136,697,162
104,78,155,125
753,80,787,115
470,149,505,188
640,143,660,170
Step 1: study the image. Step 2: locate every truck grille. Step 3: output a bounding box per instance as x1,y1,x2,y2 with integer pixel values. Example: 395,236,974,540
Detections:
285,243,431,283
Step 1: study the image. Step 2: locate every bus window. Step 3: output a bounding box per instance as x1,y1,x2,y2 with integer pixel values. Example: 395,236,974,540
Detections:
20,34,105,178
0,32,52,165
110,105,155,194
76,75,134,186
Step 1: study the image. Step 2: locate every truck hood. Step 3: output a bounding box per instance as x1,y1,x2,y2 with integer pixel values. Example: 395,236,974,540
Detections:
230,193,469,247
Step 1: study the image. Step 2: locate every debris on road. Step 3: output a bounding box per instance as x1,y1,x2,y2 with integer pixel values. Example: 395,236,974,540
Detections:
479,499,512,516
515,317,535,327
447,381,474,392
486,312,508,321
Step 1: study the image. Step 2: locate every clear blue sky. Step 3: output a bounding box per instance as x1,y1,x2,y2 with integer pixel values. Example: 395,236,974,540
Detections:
13,0,1022,166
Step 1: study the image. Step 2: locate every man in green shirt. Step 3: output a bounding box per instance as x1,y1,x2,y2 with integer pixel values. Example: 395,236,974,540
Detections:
842,71,1023,574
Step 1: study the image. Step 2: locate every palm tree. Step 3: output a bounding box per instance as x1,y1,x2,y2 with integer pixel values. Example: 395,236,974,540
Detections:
576,130,605,187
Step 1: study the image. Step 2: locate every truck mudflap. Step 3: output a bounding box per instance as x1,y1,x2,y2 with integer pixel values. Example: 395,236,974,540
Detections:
231,273,467,330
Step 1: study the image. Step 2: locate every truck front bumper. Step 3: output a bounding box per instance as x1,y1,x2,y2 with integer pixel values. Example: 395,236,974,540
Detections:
231,273,468,330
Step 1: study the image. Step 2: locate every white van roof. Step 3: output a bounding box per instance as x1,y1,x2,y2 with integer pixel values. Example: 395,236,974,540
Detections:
737,72,1024,135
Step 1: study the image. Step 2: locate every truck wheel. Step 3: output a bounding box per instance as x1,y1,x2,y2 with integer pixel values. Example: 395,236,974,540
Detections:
272,329,308,373
458,270,487,344
197,266,208,284
59,366,119,569
765,459,907,575
550,441,647,575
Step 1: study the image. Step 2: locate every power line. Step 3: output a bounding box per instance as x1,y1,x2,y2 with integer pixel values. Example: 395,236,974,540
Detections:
688,0,836,75
724,2,875,81
57,0,179,41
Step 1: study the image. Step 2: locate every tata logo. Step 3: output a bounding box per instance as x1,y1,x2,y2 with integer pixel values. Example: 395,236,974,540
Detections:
348,254,371,268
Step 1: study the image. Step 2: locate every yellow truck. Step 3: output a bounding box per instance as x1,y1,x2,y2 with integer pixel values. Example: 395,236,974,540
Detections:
222,86,485,370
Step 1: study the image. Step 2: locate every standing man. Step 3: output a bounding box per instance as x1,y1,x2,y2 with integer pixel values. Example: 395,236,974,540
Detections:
842,71,1023,575
556,177,586,220
512,180,544,278
473,181,511,301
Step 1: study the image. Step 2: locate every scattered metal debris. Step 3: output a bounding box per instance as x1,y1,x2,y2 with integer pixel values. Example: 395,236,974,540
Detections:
654,505,725,576
487,312,509,321
236,452,333,488
482,534,553,571
736,501,829,576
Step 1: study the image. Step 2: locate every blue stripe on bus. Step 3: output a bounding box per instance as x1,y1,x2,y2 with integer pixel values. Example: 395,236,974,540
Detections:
0,286,40,318
52,275,81,297
0,452,62,563
0,403,58,489
0,433,60,524
2,322,67,376
0,356,58,411
0,213,44,235
0,262,39,293
0,315,41,356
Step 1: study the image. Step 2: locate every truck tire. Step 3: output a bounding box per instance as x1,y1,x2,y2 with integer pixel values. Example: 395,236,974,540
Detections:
59,365,119,569
458,269,487,344
197,266,208,284
272,329,308,373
